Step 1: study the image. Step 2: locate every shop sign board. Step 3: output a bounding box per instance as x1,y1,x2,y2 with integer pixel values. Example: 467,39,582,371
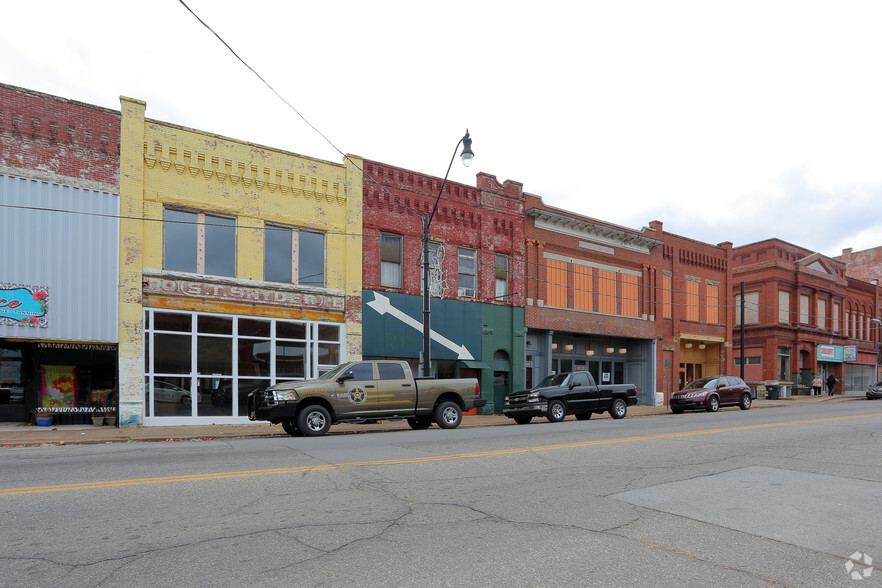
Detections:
817,344,844,363
843,345,858,362
0,282,49,327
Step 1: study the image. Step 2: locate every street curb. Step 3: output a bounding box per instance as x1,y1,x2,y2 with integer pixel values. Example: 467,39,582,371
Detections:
0,394,865,448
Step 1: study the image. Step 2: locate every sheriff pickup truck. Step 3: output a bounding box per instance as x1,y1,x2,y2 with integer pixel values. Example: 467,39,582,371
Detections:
248,360,484,436
503,371,638,424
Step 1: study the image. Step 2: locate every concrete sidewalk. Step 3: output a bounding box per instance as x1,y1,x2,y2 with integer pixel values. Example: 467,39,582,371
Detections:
0,393,865,448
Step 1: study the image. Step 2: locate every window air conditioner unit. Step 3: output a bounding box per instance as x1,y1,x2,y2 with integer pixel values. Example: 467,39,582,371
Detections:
458,287,476,298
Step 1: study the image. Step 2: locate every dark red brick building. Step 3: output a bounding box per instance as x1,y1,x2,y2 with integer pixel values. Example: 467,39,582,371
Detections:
361,162,526,412
731,239,881,394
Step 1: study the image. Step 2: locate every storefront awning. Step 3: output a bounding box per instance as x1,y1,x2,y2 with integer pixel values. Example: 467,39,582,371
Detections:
459,360,490,370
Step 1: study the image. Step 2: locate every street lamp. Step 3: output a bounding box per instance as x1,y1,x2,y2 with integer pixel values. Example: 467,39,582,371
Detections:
421,130,474,377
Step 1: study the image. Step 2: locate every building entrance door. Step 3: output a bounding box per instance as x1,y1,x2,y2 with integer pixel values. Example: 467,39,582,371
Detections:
679,362,703,389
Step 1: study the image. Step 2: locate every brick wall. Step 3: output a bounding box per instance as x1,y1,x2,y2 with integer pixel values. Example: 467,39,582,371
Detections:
837,246,882,283
362,162,525,306
0,83,120,190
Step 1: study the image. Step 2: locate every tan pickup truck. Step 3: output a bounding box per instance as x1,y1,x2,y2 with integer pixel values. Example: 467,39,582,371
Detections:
247,360,484,436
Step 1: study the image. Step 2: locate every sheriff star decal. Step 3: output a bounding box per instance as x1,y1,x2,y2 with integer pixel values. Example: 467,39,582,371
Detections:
348,385,367,405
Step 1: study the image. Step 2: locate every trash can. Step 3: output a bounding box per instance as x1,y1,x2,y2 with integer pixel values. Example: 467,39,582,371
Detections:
766,385,780,400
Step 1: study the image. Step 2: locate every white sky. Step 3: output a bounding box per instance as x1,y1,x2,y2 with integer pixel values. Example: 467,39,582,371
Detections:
3,0,881,258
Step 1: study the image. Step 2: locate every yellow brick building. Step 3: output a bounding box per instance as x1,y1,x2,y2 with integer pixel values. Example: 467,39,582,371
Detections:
118,97,362,426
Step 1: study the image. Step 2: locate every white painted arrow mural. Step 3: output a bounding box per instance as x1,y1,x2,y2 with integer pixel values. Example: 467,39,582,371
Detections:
366,291,474,360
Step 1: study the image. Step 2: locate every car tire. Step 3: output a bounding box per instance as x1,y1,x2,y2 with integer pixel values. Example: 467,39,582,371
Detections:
575,412,592,421
739,393,752,410
706,396,720,412
513,415,532,425
547,400,566,422
434,401,462,429
281,420,303,436
407,416,432,430
671,407,684,414
610,397,627,419
297,405,332,436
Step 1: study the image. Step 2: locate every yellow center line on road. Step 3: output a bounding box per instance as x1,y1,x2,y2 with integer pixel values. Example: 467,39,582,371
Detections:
2,412,880,497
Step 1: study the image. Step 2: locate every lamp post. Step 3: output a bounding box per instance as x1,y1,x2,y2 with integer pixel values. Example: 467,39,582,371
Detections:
421,130,474,378
872,318,882,383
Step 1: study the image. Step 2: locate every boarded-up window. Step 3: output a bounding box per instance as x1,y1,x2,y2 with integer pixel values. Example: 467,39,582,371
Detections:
573,265,593,311
662,273,672,319
622,274,639,317
817,298,826,330
706,282,719,324
778,290,790,323
598,269,616,314
799,294,810,324
547,259,567,308
833,302,840,332
735,291,759,325
686,278,699,322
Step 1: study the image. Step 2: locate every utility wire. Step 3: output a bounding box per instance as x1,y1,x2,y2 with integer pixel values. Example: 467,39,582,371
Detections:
177,0,423,219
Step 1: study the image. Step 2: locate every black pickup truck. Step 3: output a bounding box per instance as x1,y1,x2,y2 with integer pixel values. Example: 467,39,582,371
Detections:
503,371,638,424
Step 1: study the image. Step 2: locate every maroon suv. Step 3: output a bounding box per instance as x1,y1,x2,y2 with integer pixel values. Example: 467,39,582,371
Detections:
670,375,755,413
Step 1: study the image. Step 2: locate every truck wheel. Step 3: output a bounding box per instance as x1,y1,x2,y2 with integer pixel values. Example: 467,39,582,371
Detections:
575,412,592,421
297,405,331,436
434,401,462,429
281,420,303,436
547,400,566,422
407,416,432,430
513,415,532,425
610,397,628,419
739,393,752,410
671,407,684,414
706,396,720,412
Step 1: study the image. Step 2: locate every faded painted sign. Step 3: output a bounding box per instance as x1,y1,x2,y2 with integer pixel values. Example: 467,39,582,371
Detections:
143,276,345,312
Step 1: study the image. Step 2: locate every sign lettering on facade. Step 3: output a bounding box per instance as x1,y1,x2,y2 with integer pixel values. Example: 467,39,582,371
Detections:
143,277,345,312
0,283,49,327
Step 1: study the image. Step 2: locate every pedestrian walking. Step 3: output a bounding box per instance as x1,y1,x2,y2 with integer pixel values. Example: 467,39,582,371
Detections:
812,375,822,396
826,374,837,396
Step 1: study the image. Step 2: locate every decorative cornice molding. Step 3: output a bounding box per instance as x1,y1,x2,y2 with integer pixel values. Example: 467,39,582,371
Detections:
527,208,662,253
143,142,348,206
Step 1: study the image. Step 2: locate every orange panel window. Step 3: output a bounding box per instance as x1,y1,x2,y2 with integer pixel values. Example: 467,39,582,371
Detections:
598,269,616,314
706,283,719,324
622,274,639,317
686,280,699,322
663,274,672,319
547,259,568,308
574,265,593,311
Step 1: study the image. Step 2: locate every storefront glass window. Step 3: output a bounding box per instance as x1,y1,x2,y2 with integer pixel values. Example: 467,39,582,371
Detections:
144,310,345,421
277,321,307,340
155,312,192,332
196,336,233,375
198,315,233,335
276,342,306,378
317,343,340,366
153,334,192,373
238,339,271,376
240,318,271,337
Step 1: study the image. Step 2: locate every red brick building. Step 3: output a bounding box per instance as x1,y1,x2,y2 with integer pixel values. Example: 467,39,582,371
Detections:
653,223,734,399
731,239,881,394
523,200,734,406
361,162,526,412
